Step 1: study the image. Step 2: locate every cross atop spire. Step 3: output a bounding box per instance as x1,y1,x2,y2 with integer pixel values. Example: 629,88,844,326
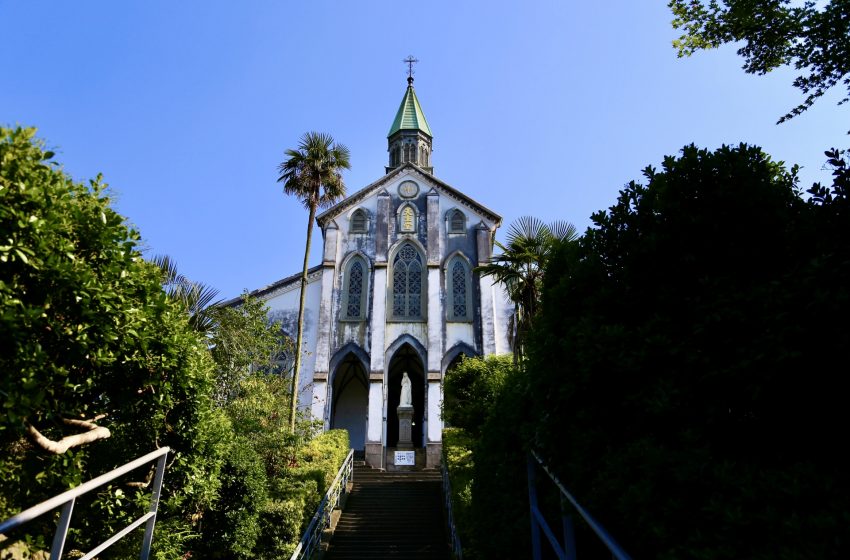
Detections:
403,55,418,85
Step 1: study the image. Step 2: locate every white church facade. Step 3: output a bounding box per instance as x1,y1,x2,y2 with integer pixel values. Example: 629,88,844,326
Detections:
239,76,512,468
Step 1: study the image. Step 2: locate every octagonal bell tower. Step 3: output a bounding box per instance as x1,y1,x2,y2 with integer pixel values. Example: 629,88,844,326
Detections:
386,74,433,175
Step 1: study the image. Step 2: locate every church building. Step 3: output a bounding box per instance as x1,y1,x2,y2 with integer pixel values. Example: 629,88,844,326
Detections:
239,74,512,468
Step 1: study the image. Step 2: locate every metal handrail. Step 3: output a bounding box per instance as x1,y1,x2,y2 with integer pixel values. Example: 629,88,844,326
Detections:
440,450,463,559
528,450,632,560
288,448,354,560
0,446,171,560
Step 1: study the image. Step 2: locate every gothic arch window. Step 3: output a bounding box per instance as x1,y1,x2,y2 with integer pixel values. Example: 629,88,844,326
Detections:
446,255,472,322
342,255,369,321
421,146,429,167
390,243,425,320
350,209,368,233
448,209,466,234
399,204,417,233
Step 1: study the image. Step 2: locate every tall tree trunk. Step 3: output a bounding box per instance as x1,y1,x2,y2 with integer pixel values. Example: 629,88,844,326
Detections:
290,202,317,432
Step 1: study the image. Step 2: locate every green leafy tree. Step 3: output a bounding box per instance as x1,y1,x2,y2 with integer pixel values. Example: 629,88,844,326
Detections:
207,294,292,407
477,216,577,360
442,354,513,437
441,356,530,559
0,126,228,557
670,0,850,125
277,131,350,431
526,143,850,558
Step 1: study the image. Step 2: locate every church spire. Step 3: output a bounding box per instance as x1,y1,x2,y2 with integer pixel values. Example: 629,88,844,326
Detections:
387,57,433,174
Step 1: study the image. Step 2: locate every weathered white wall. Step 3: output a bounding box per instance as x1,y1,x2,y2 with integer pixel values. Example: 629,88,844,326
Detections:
493,283,514,355
262,271,323,412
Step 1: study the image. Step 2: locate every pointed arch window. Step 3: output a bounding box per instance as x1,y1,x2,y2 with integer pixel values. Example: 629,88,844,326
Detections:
350,209,368,233
391,243,425,320
448,209,466,234
343,256,369,320
447,256,472,322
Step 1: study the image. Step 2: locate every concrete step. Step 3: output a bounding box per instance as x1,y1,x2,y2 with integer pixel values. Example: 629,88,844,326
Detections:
324,465,449,560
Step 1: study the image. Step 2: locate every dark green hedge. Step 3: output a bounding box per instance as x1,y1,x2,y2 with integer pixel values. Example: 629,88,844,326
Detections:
527,144,850,559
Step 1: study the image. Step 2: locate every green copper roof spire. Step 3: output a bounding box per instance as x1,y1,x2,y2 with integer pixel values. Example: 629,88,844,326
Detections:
386,58,434,174
388,76,432,138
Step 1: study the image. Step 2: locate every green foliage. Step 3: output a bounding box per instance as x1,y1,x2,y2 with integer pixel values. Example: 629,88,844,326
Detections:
670,0,850,126
442,428,475,556
478,217,577,359
208,294,292,408
0,126,228,557
253,429,350,560
443,355,513,436
0,127,352,560
152,254,221,334
197,362,348,560
441,357,530,559
527,144,850,558
466,364,530,560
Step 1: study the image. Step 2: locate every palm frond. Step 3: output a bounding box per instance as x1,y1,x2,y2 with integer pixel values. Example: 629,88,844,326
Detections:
150,254,221,334
548,220,578,243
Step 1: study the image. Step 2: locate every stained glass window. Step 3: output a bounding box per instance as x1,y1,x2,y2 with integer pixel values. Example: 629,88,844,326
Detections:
346,260,364,318
392,243,423,319
448,256,471,321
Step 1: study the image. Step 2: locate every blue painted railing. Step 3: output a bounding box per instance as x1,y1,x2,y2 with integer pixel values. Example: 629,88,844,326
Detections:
440,450,463,559
528,450,632,560
0,447,170,560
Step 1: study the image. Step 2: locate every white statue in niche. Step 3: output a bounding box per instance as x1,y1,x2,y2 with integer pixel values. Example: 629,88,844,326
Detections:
400,372,412,407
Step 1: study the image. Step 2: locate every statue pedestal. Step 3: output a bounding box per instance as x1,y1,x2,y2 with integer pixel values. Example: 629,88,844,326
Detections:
397,405,414,450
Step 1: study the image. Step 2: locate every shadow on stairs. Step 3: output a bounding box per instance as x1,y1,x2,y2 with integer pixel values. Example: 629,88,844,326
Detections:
322,462,449,560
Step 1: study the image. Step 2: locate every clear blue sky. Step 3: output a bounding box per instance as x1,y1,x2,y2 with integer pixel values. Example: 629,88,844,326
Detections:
2,1,846,299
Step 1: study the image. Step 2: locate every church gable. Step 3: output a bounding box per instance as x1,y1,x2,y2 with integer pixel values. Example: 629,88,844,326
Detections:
317,163,501,234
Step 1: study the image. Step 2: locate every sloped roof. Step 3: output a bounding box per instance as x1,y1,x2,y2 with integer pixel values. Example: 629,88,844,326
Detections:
219,264,323,307
316,162,501,228
388,84,432,137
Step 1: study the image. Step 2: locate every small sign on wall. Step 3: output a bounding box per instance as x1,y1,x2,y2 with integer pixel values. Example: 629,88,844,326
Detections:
394,451,415,466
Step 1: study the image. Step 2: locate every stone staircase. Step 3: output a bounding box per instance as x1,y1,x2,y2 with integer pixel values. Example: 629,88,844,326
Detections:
324,463,449,560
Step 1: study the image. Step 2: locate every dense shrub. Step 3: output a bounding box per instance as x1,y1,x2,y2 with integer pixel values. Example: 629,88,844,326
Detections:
0,128,351,560
257,429,350,559
442,356,530,559
443,355,513,436
442,428,474,554
0,126,229,558
527,144,850,558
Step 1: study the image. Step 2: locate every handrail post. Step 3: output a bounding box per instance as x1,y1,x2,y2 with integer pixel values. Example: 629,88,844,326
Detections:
560,498,576,560
139,450,168,559
526,455,542,560
49,498,75,560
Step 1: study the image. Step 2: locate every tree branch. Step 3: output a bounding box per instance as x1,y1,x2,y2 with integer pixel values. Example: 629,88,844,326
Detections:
25,416,111,454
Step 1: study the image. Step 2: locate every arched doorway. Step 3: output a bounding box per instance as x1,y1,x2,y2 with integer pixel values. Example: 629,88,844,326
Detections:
387,343,425,447
331,353,368,451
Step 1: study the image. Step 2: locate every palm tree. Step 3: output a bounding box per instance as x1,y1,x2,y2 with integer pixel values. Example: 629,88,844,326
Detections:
151,254,221,334
477,216,577,362
277,131,351,431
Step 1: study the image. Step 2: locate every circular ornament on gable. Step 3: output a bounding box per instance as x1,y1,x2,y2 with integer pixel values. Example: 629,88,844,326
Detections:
398,180,419,199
